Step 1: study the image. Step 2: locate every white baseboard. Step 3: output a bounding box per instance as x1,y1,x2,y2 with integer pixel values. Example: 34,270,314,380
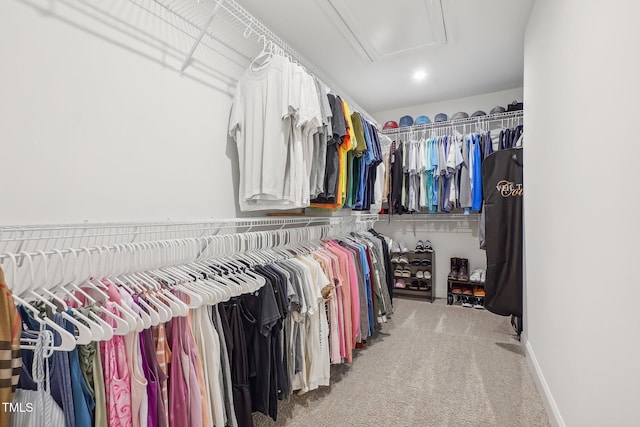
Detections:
521,332,566,427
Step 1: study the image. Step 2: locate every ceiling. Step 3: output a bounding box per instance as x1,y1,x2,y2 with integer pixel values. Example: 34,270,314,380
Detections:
236,0,534,113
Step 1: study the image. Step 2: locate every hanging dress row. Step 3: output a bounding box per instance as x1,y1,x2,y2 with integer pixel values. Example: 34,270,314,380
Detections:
2,230,393,427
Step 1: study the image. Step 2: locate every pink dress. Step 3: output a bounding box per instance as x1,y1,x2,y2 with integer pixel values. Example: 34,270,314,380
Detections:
100,302,133,427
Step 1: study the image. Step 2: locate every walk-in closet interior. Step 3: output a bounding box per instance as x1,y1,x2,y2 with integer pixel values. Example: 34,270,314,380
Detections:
1,1,638,426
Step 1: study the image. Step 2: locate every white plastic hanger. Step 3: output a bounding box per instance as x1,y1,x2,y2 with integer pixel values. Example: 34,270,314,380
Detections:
65,248,130,335
4,253,77,351
22,251,94,345
51,249,114,341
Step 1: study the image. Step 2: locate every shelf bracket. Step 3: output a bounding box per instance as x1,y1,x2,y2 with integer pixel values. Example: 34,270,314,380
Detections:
180,1,223,74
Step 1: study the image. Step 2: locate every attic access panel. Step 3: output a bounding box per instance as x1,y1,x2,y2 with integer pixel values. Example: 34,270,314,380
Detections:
322,0,447,62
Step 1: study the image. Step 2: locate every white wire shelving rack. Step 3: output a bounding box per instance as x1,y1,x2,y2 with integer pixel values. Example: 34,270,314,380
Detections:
381,110,523,137
27,0,377,125
150,0,378,124
0,215,379,261
0,215,379,296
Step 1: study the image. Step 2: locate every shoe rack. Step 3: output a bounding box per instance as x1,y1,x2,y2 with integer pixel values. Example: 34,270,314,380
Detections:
392,250,435,303
447,278,485,309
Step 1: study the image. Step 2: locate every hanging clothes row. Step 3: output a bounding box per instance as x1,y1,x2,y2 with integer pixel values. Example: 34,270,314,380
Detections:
383,123,524,215
228,47,382,213
2,230,393,427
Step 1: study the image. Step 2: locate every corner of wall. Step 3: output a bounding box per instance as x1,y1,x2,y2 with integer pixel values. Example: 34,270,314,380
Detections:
521,333,566,427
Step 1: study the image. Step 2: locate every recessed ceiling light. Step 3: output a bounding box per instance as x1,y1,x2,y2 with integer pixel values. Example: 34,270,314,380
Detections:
413,70,427,81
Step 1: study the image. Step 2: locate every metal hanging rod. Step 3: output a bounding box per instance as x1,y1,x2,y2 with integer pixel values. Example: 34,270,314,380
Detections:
378,214,480,222
151,0,378,125
381,110,523,135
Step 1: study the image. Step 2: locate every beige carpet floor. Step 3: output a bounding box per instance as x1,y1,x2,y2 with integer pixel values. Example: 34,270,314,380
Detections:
254,298,550,427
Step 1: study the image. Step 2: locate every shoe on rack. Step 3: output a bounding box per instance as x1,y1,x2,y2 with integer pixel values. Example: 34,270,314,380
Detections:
451,285,462,294
462,286,473,295
409,280,420,290
473,286,485,297
458,258,469,281
461,296,473,308
402,269,412,278
391,254,401,263
391,241,401,253
416,271,424,279
448,257,459,280
410,258,422,266
423,271,432,280
394,279,406,289
421,259,432,266
415,240,425,253
394,268,403,278
398,255,409,264
469,269,482,282
473,297,484,309
399,241,410,253
423,240,434,252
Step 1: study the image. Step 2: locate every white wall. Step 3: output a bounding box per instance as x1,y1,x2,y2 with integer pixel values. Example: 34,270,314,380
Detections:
373,87,523,125
374,219,485,298
524,1,640,426
0,0,242,225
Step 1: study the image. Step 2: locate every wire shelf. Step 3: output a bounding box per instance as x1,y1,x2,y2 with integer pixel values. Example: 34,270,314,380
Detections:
381,110,523,136
0,215,378,261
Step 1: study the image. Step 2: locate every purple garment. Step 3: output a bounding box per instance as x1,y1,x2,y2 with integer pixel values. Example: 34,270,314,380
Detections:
143,326,168,427
139,330,157,427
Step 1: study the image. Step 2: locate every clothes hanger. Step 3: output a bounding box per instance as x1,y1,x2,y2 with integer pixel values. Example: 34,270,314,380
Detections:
65,248,130,335
85,246,141,332
4,253,77,351
50,249,113,341
154,241,189,317
250,36,274,71
167,240,205,309
181,238,223,305
22,251,94,345
130,241,179,320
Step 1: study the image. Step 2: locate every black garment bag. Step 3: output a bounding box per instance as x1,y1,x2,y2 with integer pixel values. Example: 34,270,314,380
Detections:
482,148,523,320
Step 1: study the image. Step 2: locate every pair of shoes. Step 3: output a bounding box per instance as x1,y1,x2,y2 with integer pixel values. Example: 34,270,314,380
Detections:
416,271,432,279
393,241,409,253
448,257,470,281
473,286,485,297
391,241,409,253
415,240,434,253
470,269,482,282
394,279,406,288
